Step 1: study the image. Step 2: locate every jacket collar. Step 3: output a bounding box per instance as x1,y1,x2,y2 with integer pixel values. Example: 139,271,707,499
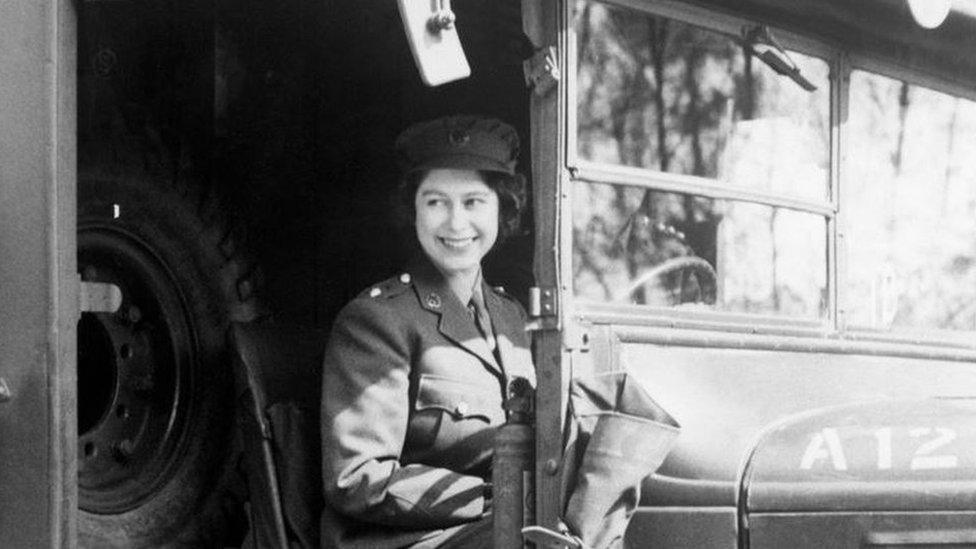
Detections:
407,257,502,374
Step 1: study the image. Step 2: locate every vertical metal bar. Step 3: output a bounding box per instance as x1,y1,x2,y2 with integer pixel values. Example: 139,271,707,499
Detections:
0,0,77,546
833,52,851,333
525,0,569,535
564,0,579,172
54,3,79,546
824,48,841,332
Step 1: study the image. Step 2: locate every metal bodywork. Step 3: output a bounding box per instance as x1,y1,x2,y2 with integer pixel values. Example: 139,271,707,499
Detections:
689,0,976,96
743,399,976,547
0,0,77,546
524,0,976,545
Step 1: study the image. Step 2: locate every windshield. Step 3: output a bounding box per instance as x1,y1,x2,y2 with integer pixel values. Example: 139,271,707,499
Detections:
570,0,976,336
572,1,830,318
845,70,976,332
573,183,827,316
575,1,830,201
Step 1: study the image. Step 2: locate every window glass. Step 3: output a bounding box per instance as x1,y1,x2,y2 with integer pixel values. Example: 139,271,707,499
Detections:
575,1,830,201
573,180,827,318
846,71,976,332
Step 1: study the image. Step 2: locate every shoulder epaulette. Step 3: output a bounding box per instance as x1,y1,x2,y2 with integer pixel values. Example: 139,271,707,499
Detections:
358,273,413,300
489,284,523,306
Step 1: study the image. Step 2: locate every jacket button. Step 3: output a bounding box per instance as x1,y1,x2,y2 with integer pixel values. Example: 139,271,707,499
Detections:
454,402,469,416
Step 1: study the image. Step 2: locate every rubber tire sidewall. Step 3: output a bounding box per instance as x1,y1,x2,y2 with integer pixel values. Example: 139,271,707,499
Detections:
77,173,253,548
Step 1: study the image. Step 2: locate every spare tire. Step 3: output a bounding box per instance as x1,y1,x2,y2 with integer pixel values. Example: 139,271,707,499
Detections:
77,169,261,548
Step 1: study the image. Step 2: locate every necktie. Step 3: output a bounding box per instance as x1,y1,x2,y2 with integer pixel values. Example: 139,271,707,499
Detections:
468,289,496,352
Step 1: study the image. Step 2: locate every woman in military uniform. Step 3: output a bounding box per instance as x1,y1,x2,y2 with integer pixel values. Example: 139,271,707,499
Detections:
320,116,535,548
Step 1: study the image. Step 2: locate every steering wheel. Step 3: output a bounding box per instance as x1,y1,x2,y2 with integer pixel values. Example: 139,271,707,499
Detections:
615,256,718,306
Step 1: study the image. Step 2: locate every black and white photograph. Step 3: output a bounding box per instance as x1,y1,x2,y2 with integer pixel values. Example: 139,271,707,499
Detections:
2,0,976,547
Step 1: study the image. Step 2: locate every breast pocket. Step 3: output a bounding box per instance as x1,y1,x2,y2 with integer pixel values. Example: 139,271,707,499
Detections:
407,374,504,461
415,374,502,422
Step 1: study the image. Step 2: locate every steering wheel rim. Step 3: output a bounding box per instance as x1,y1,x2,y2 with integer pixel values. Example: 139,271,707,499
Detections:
615,256,718,305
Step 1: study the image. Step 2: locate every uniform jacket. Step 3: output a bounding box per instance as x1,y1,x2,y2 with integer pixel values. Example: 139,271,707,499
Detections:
320,260,536,549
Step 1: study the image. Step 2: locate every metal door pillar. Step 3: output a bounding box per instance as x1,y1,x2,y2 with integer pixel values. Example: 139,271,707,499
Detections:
0,0,77,546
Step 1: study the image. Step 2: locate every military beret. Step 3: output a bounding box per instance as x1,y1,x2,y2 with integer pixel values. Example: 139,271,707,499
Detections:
395,115,520,175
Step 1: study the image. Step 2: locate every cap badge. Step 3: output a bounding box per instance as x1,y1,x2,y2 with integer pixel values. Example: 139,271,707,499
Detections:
448,129,470,147
426,292,442,309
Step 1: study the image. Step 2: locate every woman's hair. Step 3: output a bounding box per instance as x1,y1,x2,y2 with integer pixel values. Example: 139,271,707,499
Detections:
393,169,527,247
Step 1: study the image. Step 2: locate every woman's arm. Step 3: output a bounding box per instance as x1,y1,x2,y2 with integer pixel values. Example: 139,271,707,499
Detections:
321,296,488,528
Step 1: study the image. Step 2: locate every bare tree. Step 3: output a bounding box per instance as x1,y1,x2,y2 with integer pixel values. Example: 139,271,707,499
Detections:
891,81,910,176
942,97,958,216
650,17,671,172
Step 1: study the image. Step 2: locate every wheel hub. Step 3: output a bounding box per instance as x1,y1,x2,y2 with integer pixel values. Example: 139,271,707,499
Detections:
77,227,193,514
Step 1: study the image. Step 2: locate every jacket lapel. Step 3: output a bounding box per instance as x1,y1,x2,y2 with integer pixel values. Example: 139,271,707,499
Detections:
409,261,502,374
482,282,518,376
438,296,501,373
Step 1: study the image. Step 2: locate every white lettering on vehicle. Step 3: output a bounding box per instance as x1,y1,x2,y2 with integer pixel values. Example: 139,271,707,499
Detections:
873,427,892,470
800,428,848,470
798,426,959,471
909,427,958,470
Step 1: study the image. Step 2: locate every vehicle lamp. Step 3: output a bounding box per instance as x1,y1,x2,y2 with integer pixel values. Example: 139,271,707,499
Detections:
906,0,952,29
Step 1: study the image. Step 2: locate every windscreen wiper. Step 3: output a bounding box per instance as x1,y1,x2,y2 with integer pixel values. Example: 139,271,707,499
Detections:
744,25,817,92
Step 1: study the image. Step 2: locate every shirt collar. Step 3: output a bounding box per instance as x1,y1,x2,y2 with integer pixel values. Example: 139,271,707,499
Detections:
406,253,484,308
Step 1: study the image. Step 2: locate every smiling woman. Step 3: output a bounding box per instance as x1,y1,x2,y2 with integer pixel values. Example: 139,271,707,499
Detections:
319,116,535,549
414,169,500,291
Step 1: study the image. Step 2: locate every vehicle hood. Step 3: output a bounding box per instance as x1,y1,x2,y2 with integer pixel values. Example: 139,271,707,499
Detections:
742,398,976,512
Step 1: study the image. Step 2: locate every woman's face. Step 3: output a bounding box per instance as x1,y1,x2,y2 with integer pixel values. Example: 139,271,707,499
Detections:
414,168,499,280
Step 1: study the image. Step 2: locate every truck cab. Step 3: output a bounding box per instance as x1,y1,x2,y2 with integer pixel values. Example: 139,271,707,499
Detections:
1,0,976,547
546,2,976,546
